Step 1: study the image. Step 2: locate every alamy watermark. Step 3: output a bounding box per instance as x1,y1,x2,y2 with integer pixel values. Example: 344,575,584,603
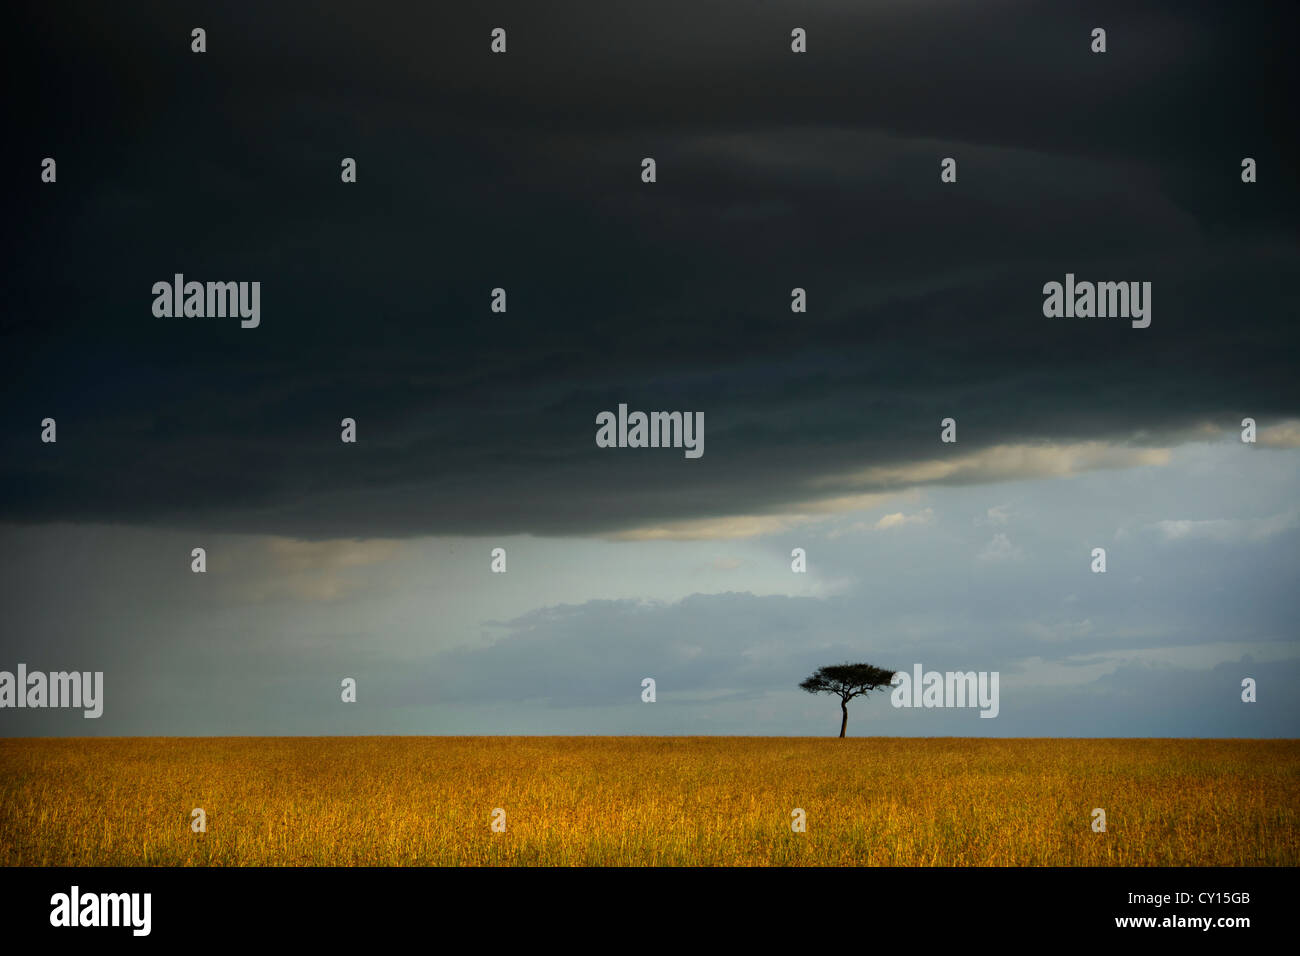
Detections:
50,886,150,936
890,664,999,718
0,664,102,718
596,403,704,458
152,274,260,328
1042,274,1151,328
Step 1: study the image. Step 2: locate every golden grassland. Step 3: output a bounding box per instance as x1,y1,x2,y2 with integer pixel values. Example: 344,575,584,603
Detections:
1,736,1296,866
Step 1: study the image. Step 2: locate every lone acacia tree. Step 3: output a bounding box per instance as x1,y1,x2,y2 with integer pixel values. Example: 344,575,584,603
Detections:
800,662,897,738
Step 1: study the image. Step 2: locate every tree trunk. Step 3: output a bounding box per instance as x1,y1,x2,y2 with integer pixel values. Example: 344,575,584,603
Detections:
839,699,848,738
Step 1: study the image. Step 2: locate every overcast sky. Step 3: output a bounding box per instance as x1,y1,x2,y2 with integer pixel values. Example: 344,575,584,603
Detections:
3,0,1297,736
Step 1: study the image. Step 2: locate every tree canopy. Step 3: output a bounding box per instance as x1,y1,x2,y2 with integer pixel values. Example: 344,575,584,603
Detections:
800,662,897,737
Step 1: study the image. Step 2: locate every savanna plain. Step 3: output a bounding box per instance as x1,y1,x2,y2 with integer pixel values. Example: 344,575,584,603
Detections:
1,736,1295,866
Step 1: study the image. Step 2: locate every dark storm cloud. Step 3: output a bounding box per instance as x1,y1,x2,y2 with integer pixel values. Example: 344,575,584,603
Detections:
4,1,1297,537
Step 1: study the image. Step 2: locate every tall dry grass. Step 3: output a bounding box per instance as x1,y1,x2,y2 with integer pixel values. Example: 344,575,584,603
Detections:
1,737,1295,866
